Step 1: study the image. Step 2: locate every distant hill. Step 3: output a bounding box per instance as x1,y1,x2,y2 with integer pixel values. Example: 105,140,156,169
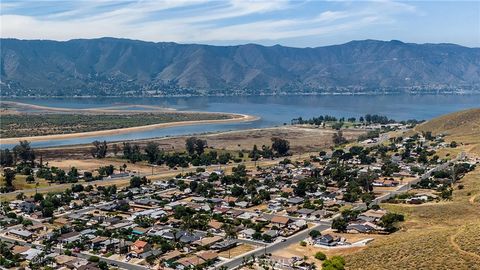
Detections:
1,38,480,96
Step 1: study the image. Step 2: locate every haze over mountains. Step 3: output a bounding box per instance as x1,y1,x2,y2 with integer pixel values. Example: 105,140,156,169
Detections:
1,38,479,96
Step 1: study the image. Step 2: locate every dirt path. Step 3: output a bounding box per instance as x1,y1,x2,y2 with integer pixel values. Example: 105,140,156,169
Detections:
468,193,479,205
449,225,480,260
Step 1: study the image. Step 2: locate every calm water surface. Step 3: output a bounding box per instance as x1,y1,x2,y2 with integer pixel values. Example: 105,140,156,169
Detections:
2,95,479,148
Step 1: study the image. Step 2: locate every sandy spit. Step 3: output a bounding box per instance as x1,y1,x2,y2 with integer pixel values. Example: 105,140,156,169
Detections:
0,113,259,144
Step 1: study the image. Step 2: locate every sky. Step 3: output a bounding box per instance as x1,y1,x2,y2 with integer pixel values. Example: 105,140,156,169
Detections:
1,0,479,48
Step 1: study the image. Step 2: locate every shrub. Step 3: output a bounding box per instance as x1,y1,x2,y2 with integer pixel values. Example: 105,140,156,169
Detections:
315,251,327,260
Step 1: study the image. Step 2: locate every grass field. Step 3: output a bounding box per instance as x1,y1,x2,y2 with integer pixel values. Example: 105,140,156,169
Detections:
0,112,231,138
0,174,50,191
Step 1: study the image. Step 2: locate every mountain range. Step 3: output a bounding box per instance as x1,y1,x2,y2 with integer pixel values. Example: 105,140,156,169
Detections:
1,38,479,96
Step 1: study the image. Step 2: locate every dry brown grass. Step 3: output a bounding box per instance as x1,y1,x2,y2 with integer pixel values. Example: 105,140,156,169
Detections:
345,156,480,270
218,244,256,258
345,109,480,270
415,108,480,136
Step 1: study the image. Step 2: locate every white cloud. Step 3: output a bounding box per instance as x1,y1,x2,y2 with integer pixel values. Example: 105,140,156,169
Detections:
0,0,419,45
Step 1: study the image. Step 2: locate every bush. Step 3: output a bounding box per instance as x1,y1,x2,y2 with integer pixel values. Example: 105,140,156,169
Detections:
322,256,346,270
300,241,307,246
88,256,100,263
315,251,327,260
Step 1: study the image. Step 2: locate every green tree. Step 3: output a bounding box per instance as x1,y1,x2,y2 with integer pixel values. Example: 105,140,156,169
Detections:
130,176,147,188
91,141,108,159
145,142,160,164
332,131,347,145
271,137,290,156
2,168,16,191
26,175,35,183
332,217,348,232
309,230,321,239
13,140,35,165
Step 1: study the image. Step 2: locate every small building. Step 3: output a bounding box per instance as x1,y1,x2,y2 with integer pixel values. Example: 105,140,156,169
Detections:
130,240,151,257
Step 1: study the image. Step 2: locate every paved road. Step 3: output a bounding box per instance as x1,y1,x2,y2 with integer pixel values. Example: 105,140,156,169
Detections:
215,221,331,269
373,152,466,204
0,234,148,270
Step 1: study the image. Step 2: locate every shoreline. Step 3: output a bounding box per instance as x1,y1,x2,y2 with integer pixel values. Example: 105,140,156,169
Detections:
0,113,259,144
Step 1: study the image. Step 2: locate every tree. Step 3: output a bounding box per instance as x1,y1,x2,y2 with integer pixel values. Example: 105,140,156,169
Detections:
271,137,290,156
34,193,44,202
91,141,108,159
145,142,160,163
309,230,321,239
13,140,35,165
123,142,142,163
98,261,108,270
26,175,35,183
3,168,16,191
222,223,238,239
185,137,197,155
332,131,347,146
185,137,207,155
130,176,148,188
0,149,14,167
112,144,120,156
332,217,348,232
379,212,404,233
331,122,344,130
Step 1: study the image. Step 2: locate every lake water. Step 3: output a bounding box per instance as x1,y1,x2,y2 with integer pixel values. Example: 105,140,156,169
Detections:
2,94,479,148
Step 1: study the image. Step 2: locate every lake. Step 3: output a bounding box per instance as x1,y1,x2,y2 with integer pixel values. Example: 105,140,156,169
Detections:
2,94,479,148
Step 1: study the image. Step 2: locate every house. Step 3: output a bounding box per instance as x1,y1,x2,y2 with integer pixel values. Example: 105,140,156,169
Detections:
270,216,291,227
239,228,256,239
160,250,183,262
287,197,304,205
11,245,30,255
405,195,429,204
296,208,314,217
347,222,383,234
195,251,218,262
89,236,107,249
176,255,205,268
130,240,151,257
311,209,327,219
314,234,339,247
8,229,33,240
58,231,81,244
263,229,278,240
192,236,222,247
346,224,374,234
358,209,387,222
268,202,283,212
19,201,36,213
207,220,223,232
211,240,237,251
55,254,77,266
20,248,43,261
78,263,102,270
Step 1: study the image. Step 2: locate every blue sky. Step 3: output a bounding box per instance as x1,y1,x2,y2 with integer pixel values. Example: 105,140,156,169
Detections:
1,0,479,47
